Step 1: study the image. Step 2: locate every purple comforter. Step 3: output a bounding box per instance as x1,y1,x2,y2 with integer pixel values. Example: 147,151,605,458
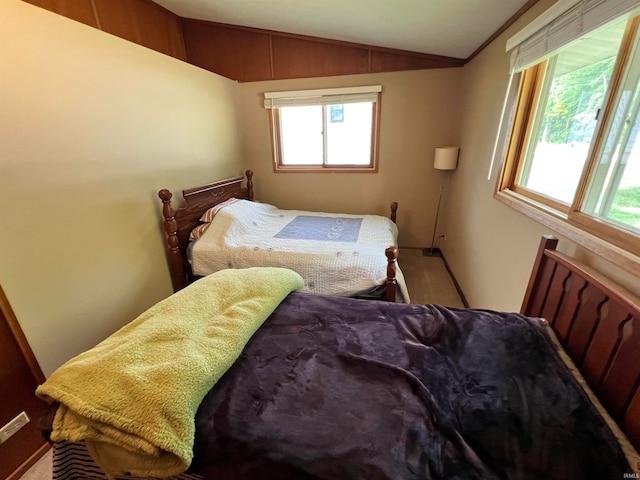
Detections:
190,292,631,479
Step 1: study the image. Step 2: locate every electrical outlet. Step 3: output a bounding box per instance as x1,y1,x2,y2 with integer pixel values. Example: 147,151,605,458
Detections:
0,411,30,444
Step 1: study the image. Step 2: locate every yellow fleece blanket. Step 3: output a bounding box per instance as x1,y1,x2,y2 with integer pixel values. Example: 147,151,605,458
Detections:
36,267,304,479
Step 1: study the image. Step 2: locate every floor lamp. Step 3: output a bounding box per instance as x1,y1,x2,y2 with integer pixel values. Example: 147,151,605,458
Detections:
425,146,459,256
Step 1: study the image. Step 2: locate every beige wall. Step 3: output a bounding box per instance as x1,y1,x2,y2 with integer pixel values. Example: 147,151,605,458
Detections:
4,0,636,376
0,0,244,376
443,0,640,310
237,70,463,248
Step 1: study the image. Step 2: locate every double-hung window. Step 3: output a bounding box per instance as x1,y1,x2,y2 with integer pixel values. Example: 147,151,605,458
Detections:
496,0,640,259
264,86,381,172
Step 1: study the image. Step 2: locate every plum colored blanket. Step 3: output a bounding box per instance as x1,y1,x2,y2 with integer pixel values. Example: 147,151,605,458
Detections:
189,292,635,480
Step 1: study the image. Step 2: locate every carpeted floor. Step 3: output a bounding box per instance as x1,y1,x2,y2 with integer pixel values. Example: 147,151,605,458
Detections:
399,248,465,307
18,448,51,480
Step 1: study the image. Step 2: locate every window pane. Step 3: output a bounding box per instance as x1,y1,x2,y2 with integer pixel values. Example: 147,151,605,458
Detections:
607,123,640,233
325,102,373,165
518,20,626,204
280,106,323,165
583,27,640,235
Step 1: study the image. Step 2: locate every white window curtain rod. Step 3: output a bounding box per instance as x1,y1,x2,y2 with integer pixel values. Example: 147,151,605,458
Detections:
264,85,382,109
507,0,640,73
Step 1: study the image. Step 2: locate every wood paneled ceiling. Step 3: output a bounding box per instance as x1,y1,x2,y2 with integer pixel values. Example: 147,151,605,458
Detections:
153,0,538,60
22,0,541,82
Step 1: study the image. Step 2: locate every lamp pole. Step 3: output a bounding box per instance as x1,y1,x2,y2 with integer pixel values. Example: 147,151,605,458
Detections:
429,182,445,256
425,146,459,257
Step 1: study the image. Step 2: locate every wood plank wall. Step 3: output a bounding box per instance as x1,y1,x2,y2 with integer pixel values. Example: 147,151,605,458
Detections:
23,0,187,61
180,20,465,82
22,0,464,82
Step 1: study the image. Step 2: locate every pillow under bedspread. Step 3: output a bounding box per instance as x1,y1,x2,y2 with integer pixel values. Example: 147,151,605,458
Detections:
189,292,635,480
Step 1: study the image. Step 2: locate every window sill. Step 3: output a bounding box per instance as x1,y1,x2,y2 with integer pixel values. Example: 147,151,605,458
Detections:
273,166,378,173
494,189,640,277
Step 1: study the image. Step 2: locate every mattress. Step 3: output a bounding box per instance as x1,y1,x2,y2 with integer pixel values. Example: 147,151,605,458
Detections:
49,292,639,479
189,200,410,301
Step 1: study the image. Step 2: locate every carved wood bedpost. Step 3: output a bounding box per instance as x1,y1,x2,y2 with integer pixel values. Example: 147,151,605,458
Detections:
385,246,398,302
390,202,398,224
246,170,254,201
158,189,188,293
521,235,558,315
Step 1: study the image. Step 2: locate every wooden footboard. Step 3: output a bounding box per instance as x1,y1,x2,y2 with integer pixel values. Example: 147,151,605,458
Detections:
158,170,402,301
385,246,398,302
522,235,640,451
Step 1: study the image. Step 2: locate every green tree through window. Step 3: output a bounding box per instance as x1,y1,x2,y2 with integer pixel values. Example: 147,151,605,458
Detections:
540,57,616,145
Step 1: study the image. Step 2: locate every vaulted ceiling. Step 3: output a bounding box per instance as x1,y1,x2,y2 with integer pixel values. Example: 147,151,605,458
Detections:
153,0,537,60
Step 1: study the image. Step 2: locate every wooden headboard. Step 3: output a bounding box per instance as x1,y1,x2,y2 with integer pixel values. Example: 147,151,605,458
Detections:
157,170,400,299
158,170,254,292
522,235,640,451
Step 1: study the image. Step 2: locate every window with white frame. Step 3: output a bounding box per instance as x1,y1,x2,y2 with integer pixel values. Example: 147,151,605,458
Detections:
495,0,640,258
264,86,382,172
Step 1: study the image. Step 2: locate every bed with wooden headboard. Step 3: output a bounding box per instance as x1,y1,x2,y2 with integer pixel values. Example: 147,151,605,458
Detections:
522,235,640,451
157,169,402,301
40,235,639,478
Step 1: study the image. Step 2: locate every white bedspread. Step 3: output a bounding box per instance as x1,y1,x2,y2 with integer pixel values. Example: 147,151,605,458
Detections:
190,201,410,301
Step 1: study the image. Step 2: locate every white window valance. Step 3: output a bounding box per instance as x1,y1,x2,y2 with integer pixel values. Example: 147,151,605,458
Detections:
508,0,640,72
264,85,382,109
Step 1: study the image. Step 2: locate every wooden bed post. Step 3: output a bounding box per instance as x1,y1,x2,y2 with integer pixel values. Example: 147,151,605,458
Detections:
385,246,398,302
390,202,398,224
158,189,188,292
246,170,254,201
520,235,558,315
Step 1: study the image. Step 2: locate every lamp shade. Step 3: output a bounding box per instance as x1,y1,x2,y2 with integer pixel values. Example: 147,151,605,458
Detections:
434,146,459,170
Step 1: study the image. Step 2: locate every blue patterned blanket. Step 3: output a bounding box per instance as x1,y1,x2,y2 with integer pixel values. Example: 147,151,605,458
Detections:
274,215,363,242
